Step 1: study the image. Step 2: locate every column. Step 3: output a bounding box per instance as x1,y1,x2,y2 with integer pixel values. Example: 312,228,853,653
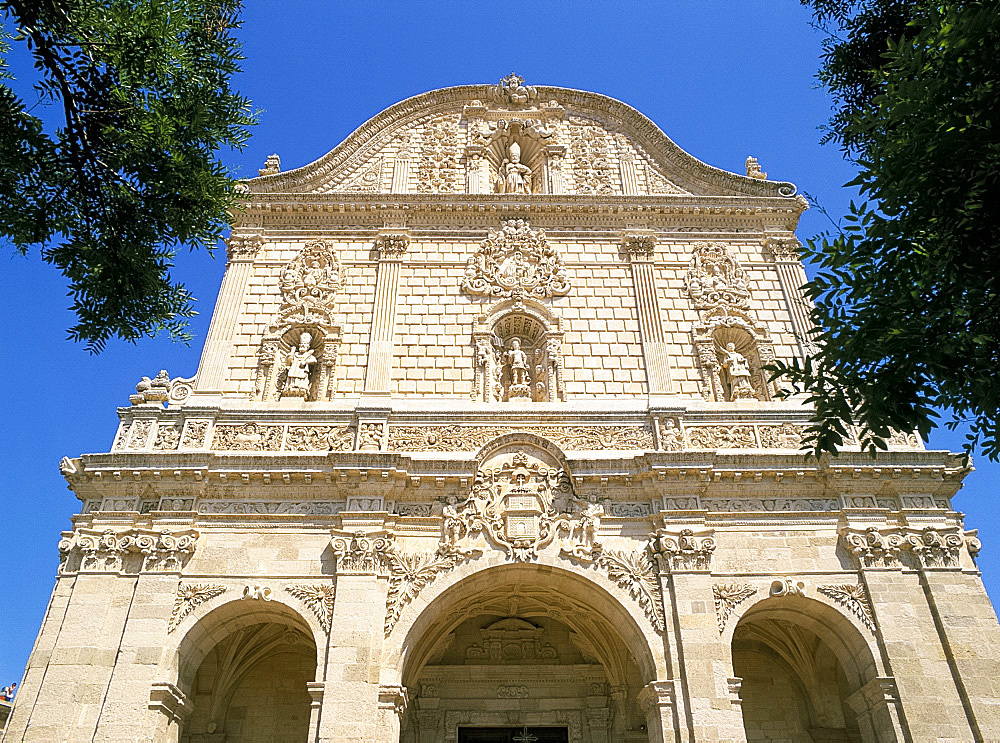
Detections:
363,232,409,395
376,685,409,743
194,232,265,391
307,682,325,743
841,523,971,740
318,531,390,743
637,681,678,743
655,527,746,743
623,232,674,394
764,236,817,359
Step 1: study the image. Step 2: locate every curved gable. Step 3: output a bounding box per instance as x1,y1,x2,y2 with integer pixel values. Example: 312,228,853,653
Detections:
246,81,796,198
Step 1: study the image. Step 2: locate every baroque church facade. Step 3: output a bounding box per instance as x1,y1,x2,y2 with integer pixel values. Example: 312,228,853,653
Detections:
5,76,1000,743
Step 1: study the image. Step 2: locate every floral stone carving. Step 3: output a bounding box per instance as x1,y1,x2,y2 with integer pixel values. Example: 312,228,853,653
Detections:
713,583,757,632
382,543,481,636
285,584,336,633
818,583,875,633
59,527,198,574
168,584,227,633
461,220,570,300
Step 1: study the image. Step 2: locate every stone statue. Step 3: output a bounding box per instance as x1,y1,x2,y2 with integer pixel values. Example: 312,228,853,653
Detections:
442,495,465,545
573,493,604,551
283,333,317,397
720,342,755,400
661,418,684,451
496,141,532,195
745,155,767,180
506,339,530,393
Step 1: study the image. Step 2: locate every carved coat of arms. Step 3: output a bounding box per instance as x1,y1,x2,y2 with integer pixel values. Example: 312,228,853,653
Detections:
461,220,570,300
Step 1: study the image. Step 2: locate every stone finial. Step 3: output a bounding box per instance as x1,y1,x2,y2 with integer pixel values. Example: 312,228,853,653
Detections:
258,153,281,176
745,155,767,180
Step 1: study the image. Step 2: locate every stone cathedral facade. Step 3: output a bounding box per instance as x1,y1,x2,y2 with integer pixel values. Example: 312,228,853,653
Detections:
6,77,1000,743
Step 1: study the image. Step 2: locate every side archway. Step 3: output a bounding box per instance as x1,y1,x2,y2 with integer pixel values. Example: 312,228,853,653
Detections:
729,593,900,743
170,596,323,743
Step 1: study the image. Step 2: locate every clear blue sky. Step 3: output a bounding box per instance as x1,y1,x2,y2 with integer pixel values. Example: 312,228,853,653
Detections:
2,1,996,687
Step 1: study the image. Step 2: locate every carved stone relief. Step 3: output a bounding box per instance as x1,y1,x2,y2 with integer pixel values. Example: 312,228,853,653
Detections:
568,116,617,194
212,423,283,451
416,115,461,193
382,544,481,636
841,525,973,569
461,220,570,300
387,424,648,451
439,444,574,562
285,425,355,452
686,425,756,449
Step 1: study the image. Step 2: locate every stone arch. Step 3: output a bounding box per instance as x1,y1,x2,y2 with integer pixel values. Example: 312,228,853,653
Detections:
728,593,899,743
169,595,323,743
471,298,565,402
384,557,667,742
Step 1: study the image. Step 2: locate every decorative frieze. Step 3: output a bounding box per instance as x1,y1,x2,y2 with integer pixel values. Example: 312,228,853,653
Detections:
285,584,336,633
168,583,227,633
212,423,283,451
686,425,756,449
387,424,652,452
285,425,354,452
713,583,757,632
181,420,210,448
818,583,876,633
197,500,344,515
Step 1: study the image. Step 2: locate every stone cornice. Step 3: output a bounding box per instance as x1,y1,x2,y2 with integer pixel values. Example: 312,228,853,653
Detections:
245,84,798,199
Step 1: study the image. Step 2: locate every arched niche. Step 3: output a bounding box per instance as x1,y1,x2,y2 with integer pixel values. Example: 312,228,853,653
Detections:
731,595,898,743
170,598,321,743
388,561,664,743
471,300,565,403
692,309,777,403
253,323,341,402
467,118,556,195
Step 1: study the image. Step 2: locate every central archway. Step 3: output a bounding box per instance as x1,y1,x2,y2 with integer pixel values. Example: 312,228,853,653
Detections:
389,561,664,743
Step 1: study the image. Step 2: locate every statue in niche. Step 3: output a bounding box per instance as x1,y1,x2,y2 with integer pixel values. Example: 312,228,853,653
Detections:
505,339,531,398
282,332,317,398
719,342,755,401
495,141,532,195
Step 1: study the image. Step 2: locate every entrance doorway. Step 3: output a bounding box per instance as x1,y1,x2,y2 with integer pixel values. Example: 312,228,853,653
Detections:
458,727,569,743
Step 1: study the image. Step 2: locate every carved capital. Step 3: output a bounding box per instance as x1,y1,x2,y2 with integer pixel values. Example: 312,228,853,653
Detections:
331,530,393,575
377,684,409,716
622,231,656,259
225,232,265,261
653,528,715,572
764,236,802,262
375,232,410,259
636,680,675,714
842,526,906,568
841,524,971,570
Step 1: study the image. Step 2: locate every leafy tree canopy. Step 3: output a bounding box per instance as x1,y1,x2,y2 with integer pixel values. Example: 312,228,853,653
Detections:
0,0,254,351
774,1,1000,460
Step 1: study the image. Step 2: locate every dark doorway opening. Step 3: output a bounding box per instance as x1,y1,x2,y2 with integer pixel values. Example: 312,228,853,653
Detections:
458,727,569,743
